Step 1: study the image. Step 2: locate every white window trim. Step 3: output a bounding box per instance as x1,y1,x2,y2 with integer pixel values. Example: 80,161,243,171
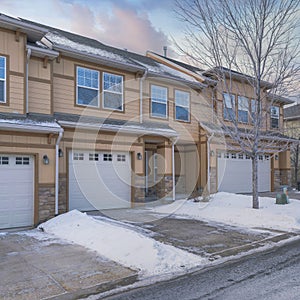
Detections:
0,56,6,104
151,85,168,119
76,66,100,108
175,90,190,122
102,72,124,111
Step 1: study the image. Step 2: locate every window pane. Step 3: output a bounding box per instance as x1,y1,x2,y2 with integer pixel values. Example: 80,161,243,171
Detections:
238,110,248,123
176,106,189,121
271,106,279,118
104,73,122,93
151,85,167,103
152,102,167,118
77,87,98,106
224,107,235,121
175,90,189,107
103,92,123,110
223,93,235,109
0,81,4,102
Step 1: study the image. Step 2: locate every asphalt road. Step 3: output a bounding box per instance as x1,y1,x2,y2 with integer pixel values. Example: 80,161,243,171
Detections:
102,238,300,300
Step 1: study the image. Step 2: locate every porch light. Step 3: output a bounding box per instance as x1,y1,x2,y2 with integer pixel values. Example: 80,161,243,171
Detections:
210,150,215,157
58,148,63,157
275,154,279,160
43,154,49,165
137,152,143,160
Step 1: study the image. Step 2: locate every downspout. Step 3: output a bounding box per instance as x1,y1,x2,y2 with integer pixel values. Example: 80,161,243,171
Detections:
172,136,179,200
25,48,31,114
207,133,215,195
139,69,148,123
55,130,63,215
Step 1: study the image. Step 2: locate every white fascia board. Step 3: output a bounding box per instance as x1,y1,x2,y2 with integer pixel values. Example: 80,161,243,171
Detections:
59,121,179,137
26,44,59,60
0,122,63,134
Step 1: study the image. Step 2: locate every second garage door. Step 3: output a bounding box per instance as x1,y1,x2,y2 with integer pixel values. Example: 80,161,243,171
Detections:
69,151,131,211
217,152,271,193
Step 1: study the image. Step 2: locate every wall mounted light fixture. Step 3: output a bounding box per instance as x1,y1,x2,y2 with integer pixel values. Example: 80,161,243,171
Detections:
210,150,215,157
137,152,142,160
58,149,63,157
43,154,49,165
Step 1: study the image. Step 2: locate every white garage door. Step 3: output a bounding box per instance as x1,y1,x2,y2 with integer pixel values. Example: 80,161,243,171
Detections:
69,151,131,211
0,155,34,229
217,152,271,193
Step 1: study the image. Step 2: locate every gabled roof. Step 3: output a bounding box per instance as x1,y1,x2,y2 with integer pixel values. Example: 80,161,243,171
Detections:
284,104,300,120
16,18,204,89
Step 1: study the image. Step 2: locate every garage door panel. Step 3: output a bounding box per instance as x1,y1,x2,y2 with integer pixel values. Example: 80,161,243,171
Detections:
69,151,131,211
218,153,270,193
0,155,34,229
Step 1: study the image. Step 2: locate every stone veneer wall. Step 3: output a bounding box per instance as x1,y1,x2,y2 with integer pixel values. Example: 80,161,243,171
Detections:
157,175,173,199
38,184,55,223
134,175,145,202
280,169,291,187
210,167,217,194
274,169,281,191
58,174,67,214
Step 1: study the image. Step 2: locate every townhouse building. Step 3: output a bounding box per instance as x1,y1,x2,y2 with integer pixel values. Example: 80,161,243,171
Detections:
0,14,292,230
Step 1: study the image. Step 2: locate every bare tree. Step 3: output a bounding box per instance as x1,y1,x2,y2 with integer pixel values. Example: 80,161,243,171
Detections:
175,0,300,208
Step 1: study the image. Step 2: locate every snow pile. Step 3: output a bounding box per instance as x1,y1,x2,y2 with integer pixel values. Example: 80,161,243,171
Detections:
152,192,300,231
38,210,203,276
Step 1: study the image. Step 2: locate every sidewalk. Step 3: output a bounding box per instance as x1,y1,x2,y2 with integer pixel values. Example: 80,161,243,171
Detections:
0,232,137,300
0,207,299,300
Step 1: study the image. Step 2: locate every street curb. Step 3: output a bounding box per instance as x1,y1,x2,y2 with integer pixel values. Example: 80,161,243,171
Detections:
44,274,139,300
209,231,299,259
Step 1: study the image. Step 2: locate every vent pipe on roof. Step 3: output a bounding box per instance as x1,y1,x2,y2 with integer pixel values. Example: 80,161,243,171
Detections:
163,46,167,57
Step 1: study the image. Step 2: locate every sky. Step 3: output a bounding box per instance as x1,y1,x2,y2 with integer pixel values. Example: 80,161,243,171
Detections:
1,0,184,57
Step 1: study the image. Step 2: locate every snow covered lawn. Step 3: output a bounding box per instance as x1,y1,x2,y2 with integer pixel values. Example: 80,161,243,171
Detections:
38,210,204,277
152,192,300,231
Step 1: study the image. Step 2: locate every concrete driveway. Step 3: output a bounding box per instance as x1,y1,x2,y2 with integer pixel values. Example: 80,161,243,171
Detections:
0,231,137,300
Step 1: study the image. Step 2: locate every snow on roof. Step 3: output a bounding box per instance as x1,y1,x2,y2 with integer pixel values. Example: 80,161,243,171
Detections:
45,32,130,64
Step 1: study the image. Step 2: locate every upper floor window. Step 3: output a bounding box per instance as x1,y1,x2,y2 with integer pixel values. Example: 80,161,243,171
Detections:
175,90,190,122
238,96,249,123
0,56,6,103
223,93,235,121
271,106,279,128
76,66,99,107
103,72,123,111
151,85,167,118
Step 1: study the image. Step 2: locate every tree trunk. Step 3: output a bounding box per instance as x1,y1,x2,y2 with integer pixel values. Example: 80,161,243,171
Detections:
295,145,299,186
252,156,259,209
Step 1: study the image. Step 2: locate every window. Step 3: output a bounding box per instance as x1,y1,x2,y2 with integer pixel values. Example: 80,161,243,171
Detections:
103,153,112,161
16,157,29,165
238,153,244,159
238,96,249,123
231,153,237,159
76,66,99,107
251,99,257,124
103,72,123,111
73,153,84,161
0,56,6,103
151,85,168,118
0,156,9,165
117,154,126,162
223,93,235,121
259,155,263,160
175,90,190,122
89,153,99,161
271,106,279,128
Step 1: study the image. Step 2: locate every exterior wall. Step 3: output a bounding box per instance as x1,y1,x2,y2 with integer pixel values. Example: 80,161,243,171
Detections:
52,57,141,121
28,57,52,114
0,28,26,114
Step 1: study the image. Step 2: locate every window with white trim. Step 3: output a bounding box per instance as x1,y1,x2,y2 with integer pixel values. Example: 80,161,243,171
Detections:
0,56,6,103
223,93,235,121
271,106,279,128
117,154,126,162
103,72,123,111
175,90,190,122
238,96,249,123
151,85,167,118
16,157,30,165
76,66,99,107
89,153,99,161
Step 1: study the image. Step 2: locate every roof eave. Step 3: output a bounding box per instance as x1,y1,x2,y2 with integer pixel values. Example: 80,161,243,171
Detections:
0,122,63,134
26,44,59,60
52,45,145,73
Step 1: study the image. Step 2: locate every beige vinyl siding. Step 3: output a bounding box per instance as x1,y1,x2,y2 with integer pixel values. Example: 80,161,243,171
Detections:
0,132,56,184
28,81,51,114
0,29,25,73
